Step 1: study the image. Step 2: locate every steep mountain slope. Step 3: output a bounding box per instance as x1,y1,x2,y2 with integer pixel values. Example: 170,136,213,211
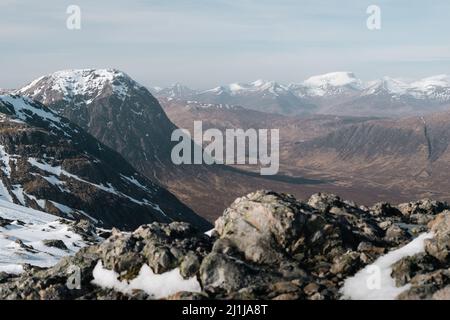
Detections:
286,110,450,201
0,94,210,231
17,70,223,214
16,69,177,179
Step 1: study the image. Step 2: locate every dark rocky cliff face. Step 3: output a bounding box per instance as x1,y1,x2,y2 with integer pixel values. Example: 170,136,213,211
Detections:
0,94,211,231
17,69,177,180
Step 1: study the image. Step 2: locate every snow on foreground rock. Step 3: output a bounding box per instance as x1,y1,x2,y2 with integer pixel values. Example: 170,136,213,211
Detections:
0,199,95,274
1,190,450,300
340,232,434,300
92,261,201,299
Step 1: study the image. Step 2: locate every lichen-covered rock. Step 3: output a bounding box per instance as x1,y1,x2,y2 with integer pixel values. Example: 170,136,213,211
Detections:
370,202,402,218
385,224,409,243
397,199,449,219
425,211,450,262
199,191,390,298
397,269,450,300
432,286,450,300
389,211,450,299
330,251,362,275
3,190,450,300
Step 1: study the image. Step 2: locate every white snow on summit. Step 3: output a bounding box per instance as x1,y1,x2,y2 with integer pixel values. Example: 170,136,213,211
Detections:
303,72,361,88
158,72,450,102
411,74,450,90
289,72,364,97
361,75,450,100
201,79,289,96
17,69,144,103
408,75,450,100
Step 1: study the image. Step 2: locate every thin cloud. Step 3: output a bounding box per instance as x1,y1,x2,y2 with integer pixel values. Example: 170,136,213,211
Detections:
0,0,449,88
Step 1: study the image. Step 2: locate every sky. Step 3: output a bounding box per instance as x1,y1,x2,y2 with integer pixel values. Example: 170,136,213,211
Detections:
1,0,450,89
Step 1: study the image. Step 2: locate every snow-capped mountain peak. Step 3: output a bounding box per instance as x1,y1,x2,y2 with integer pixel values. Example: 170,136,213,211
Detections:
251,79,277,88
361,75,450,101
201,85,227,95
289,72,363,97
408,75,450,101
364,77,409,96
250,79,287,94
155,82,197,99
303,71,360,88
411,74,450,89
16,69,144,103
201,80,287,97
228,82,246,92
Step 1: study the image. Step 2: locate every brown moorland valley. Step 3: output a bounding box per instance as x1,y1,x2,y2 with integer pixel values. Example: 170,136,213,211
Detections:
161,97,450,214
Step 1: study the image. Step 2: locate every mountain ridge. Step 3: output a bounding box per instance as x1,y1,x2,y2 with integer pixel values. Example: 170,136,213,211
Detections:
150,71,450,117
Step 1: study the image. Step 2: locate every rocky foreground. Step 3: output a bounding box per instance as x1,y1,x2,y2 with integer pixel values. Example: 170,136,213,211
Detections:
1,190,450,300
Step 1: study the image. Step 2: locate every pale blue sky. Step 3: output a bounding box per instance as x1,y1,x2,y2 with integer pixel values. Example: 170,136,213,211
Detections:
1,0,450,88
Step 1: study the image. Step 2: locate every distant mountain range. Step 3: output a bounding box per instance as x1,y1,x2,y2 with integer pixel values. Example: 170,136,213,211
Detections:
151,72,450,117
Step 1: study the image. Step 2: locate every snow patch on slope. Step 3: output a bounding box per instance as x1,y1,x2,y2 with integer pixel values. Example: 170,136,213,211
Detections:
0,95,60,123
0,95,72,137
28,158,165,212
0,199,88,272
